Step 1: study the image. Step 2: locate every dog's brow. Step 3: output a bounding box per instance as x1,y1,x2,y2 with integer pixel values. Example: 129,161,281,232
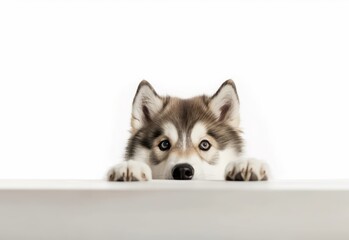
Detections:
190,122,207,143
163,122,178,143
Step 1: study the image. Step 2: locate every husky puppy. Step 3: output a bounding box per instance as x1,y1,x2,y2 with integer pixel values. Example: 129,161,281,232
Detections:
108,80,269,181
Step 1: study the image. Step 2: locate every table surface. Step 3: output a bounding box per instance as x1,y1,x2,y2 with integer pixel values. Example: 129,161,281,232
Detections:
1,180,349,240
0,179,349,190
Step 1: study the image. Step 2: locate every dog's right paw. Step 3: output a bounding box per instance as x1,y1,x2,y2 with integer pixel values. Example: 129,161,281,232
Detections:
107,160,152,182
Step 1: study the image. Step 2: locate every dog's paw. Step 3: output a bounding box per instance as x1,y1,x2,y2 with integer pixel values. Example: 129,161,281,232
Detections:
225,159,269,181
107,160,152,182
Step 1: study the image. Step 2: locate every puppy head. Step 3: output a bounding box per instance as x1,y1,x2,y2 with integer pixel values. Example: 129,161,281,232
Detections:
126,80,243,180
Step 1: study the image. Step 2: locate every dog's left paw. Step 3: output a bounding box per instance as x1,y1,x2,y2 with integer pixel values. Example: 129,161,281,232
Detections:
225,159,269,181
107,160,152,182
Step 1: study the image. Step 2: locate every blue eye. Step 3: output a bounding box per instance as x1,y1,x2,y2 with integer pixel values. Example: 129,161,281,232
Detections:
159,140,171,151
199,140,211,151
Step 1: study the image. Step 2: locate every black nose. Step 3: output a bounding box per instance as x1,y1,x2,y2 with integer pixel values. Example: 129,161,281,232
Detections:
172,163,194,180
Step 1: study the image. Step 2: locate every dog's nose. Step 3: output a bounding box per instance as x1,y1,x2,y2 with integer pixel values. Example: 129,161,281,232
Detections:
172,163,194,180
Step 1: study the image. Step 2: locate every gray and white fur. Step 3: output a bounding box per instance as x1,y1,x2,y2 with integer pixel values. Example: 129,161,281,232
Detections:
108,80,269,181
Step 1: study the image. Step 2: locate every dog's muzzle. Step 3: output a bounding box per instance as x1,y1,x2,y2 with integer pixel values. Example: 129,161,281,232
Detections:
171,163,194,180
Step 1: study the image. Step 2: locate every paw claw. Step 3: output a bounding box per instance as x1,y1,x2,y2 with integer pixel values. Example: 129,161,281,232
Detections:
108,170,116,181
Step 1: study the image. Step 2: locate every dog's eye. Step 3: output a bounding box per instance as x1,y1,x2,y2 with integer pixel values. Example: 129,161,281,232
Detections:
158,140,171,151
199,140,211,151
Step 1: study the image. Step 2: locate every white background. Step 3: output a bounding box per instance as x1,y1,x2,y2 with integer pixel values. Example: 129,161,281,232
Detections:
0,0,349,180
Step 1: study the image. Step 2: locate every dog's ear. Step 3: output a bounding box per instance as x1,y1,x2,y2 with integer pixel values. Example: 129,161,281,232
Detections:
209,80,240,127
131,80,163,132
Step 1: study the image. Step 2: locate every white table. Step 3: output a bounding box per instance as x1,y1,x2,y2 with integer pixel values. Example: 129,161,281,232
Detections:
0,180,348,240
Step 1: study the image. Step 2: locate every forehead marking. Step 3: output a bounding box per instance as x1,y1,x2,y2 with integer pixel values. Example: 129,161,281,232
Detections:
163,122,178,143
182,133,186,150
191,122,207,143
